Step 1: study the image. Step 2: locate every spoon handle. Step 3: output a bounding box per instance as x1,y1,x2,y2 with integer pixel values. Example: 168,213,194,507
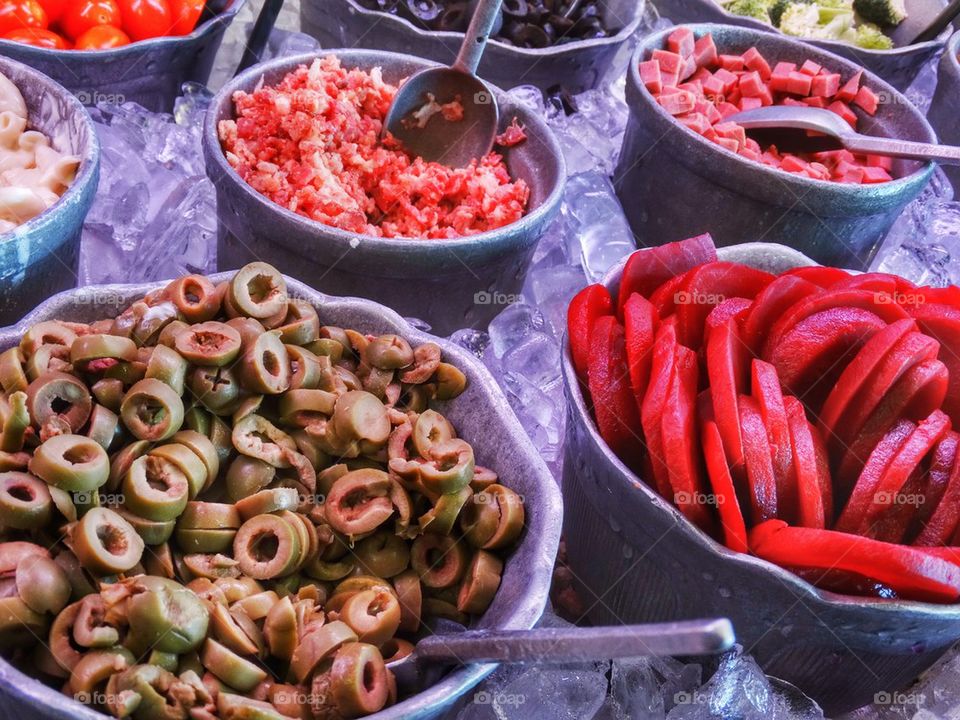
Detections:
844,133,960,166
414,618,735,665
910,0,960,44
453,0,504,75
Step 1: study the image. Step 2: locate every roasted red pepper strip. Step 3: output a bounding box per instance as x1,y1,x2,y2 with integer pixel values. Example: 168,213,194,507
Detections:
616,233,717,315
699,392,748,552
750,520,960,603
587,316,643,470
568,284,613,380
623,293,658,419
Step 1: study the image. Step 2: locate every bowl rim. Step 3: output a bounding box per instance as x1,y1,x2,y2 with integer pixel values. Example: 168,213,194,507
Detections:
0,54,100,250
202,48,567,252
629,23,936,197
679,0,949,56
943,30,960,73
330,0,645,57
0,270,564,720
561,240,960,620
0,0,246,59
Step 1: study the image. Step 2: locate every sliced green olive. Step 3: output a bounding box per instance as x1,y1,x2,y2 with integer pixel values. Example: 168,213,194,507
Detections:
412,409,455,458
278,389,337,425
332,391,390,451
91,378,125,413
26,370,92,432
188,365,243,416
329,642,389,717
218,692,288,720
399,342,442,385
233,514,301,580
228,263,288,320
22,320,76,357
215,576,263,604
68,647,134,698
324,469,393,537
157,319,190,348
73,593,119,647
232,414,296,467
239,331,290,395
147,649,179,672
434,362,467,399
15,554,69,614
471,465,499,491
120,378,184,441
410,534,469,589
225,456,275,503
418,439,475,495
168,274,221,323
235,488,299,520
29,434,109,492
107,440,150,493
364,334,414,371
0,347,28,393
231,590,278,621
381,637,415,664
201,637,268,692
180,501,241,529
308,337,345,364
86,404,119,450
176,527,238,554
286,344,322,391
472,484,525,550
420,486,472,536
176,321,243,366
289,619,357,683
126,576,210,654
338,589,401,646
262,595,297,661
73,507,144,575
144,344,188,395
354,530,410,578
123,455,190,521
70,334,138,367
0,391,29,452
171,430,220,491
0,471,51,529
149,443,209,499
457,550,503,615
209,601,259,657
276,300,320,346
422,597,468,624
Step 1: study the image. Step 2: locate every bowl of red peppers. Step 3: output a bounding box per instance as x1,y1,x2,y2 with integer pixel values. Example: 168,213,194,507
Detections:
561,234,960,714
0,0,245,112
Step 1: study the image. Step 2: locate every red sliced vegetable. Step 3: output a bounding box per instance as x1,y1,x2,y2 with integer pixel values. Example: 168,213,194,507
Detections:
751,359,794,518
649,271,692,318
739,395,778,524
741,275,820,354
623,293,658,417
699,392,748,553
703,297,753,340
915,433,960,546
784,396,829,528
587,316,643,470
616,234,717,315
830,272,898,295
641,318,679,499
750,520,960,603
782,266,851,287
909,302,960,425
707,316,750,479
909,431,959,543
568,284,612,380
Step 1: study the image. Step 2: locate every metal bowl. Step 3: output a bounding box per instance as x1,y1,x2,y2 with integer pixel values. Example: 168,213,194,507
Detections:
0,56,99,326
560,241,960,716
299,0,644,94
0,0,245,113
928,31,960,192
614,24,935,272
651,0,950,90
0,272,563,720
203,49,566,336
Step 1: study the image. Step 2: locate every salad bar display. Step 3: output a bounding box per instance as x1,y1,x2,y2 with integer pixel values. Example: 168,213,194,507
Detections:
2,0,960,717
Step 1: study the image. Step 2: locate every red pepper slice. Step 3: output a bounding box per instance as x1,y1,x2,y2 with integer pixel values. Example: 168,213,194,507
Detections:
707,316,750,481
910,431,958,544
739,395,779,524
675,262,775,350
641,318,679,499
749,519,960,603
909,302,960,426
830,272,899,295
662,345,713,531
856,410,950,542
623,293,658,419
835,418,915,533
782,266,851,288
836,359,948,495
751,359,795,519
784,396,829,528
818,318,918,454
616,233,717,314
915,431,960,547
568,284,613,380
699,392,748,552
763,289,909,360
741,275,820,355
703,297,753,340
587,316,643,470
649,271,692,318
831,331,941,457
768,307,886,408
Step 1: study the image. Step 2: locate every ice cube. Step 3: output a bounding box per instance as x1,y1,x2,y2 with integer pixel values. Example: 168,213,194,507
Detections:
526,263,587,338
488,303,546,359
565,173,637,282
449,329,491,360
506,85,546,115
611,657,667,719
874,199,960,287
502,333,561,388
492,668,607,720
667,648,774,720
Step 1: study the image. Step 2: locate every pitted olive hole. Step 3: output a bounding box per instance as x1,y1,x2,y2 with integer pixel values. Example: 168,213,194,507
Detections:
426,548,445,569
263,351,280,377
367,592,389,617
362,661,377,692
51,396,72,415
342,488,370,510
251,431,272,444
64,445,95,464
137,400,167,426
97,524,129,556
247,275,277,303
183,281,202,305
7,484,33,502
194,332,225,348
436,456,457,471
145,459,173,492
250,531,279,562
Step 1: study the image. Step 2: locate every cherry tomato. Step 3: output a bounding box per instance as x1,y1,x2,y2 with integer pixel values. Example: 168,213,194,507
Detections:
59,0,120,41
116,0,171,41
35,0,65,23
0,0,47,35
2,25,67,47
74,22,128,48
167,0,202,34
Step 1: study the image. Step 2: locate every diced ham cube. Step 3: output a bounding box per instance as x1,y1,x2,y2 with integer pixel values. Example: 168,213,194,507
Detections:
810,73,841,97
717,101,740,119
658,88,697,115
668,27,696,57
739,96,763,111
757,84,773,106
679,112,712,135
853,86,879,115
702,74,725,100
781,97,806,107
867,154,893,170
739,71,766,98
800,59,822,76
680,56,698,82
841,167,866,183
836,71,863,102
716,137,740,153
862,166,893,183
773,61,797,75
679,81,703,95
713,67,739,92
802,96,827,108
691,67,711,82
694,34,719,68
640,60,663,94
781,155,809,173
740,147,762,162
653,49,684,75
662,68,680,89
705,103,723,124
827,100,858,128
786,71,813,96
745,137,761,153
715,121,747,148
742,47,772,80
719,54,745,71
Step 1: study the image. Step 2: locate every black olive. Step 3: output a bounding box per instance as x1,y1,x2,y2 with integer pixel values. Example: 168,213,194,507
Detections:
501,0,529,17
437,1,469,29
513,22,551,47
400,0,444,26
548,12,575,33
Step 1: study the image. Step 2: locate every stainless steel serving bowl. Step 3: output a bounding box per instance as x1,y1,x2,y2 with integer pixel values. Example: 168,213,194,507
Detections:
0,55,99,326
299,0,644,94
0,0,245,113
0,272,563,720
614,24,935,272
928,31,960,193
560,241,960,716
203,49,566,336
651,0,950,90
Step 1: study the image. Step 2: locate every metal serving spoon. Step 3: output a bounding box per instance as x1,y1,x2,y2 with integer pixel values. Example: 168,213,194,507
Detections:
381,0,503,167
728,106,960,165
387,618,736,694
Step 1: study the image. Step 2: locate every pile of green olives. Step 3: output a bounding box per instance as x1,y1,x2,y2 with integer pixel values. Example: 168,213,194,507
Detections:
0,263,525,720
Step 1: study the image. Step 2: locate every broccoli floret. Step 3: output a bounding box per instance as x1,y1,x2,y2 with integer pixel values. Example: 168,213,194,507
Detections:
770,0,807,26
853,0,907,25
779,3,827,36
818,0,854,21
726,0,777,22
854,21,895,47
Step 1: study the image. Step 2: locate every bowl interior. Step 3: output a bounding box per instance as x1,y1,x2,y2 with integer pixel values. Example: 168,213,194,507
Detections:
636,24,936,183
